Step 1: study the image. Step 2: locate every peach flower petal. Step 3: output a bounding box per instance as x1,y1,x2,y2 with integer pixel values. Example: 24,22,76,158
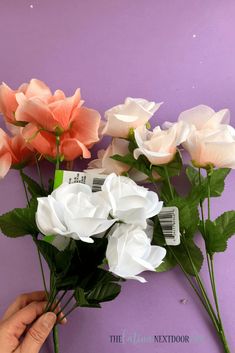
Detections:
15,96,56,131
0,152,12,179
61,138,91,160
86,138,129,175
25,79,52,100
0,83,18,123
71,107,101,145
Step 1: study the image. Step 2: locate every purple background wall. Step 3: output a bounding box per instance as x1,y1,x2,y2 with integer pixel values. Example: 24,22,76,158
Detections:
0,1,235,352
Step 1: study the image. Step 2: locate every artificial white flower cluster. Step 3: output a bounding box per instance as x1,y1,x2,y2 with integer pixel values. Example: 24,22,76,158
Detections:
36,173,166,282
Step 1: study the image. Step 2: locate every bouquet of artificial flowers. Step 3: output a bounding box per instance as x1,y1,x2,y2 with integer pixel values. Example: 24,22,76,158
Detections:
0,79,234,353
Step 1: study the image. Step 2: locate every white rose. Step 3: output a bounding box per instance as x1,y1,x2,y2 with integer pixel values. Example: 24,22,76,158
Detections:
102,97,163,138
85,138,130,175
36,182,117,243
106,223,166,282
101,173,163,228
133,122,189,165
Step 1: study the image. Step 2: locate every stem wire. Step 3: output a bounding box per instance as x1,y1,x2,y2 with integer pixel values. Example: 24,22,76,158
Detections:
163,167,222,334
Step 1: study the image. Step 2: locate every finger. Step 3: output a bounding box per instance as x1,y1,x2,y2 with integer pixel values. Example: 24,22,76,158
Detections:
49,300,67,325
2,291,47,321
3,301,48,340
57,312,67,325
19,312,56,353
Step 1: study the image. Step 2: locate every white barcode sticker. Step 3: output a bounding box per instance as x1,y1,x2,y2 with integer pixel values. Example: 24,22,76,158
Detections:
158,206,180,246
54,170,106,192
54,171,180,245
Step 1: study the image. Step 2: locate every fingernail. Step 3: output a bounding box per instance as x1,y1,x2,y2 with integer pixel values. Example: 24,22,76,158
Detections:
62,317,67,324
43,312,57,329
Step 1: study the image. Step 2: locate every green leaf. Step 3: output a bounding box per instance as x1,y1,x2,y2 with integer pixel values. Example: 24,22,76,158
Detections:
160,180,178,204
187,166,230,202
0,201,38,237
152,150,183,178
199,220,227,255
199,212,235,255
74,288,90,306
79,268,123,291
36,239,59,272
85,282,121,303
155,249,176,272
74,288,101,308
173,239,204,275
186,165,199,185
56,238,109,291
21,171,47,197
127,134,138,153
111,153,151,177
36,239,80,290
74,271,122,308
210,168,230,196
215,211,235,241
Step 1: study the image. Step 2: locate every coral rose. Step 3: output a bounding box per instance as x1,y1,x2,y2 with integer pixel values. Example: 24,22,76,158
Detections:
0,128,34,178
22,107,101,161
0,79,52,125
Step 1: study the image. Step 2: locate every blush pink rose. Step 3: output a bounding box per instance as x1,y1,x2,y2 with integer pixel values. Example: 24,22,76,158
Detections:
133,121,189,165
163,104,235,168
163,104,230,131
183,126,235,169
86,138,130,175
102,98,163,138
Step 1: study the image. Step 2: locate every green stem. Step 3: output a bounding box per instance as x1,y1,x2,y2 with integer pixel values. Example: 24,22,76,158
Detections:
19,169,29,205
207,172,211,220
162,167,230,352
206,173,230,351
210,255,223,326
46,289,59,313
206,171,224,326
56,135,60,170
163,168,219,331
168,247,210,309
37,247,49,299
51,290,68,312
50,272,60,353
58,303,78,324
53,326,59,353
163,166,174,199
198,169,214,296
56,292,75,318
35,154,44,190
180,236,220,332
19,170,49,300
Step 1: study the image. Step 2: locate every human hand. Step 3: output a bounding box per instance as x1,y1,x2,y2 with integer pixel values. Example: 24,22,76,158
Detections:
0,291,66,353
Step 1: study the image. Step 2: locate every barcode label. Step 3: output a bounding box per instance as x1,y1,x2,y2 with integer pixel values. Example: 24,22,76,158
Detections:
55,171,107,192
158,207,180,246
92,177,105,192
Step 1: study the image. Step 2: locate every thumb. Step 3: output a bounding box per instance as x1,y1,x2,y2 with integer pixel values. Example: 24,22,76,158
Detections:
19,312,57,353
